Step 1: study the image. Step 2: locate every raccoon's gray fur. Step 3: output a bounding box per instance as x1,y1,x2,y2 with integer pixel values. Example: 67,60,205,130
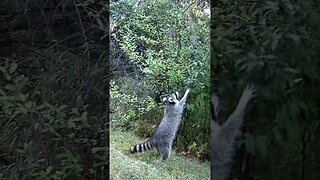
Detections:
130,88,190,160
211,85,256,180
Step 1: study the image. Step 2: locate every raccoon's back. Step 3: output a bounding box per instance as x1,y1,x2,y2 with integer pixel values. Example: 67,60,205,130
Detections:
152,126,177,144
156,116,181,135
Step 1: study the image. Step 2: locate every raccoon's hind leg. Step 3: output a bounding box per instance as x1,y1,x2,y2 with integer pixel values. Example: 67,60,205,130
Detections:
157,143,172,160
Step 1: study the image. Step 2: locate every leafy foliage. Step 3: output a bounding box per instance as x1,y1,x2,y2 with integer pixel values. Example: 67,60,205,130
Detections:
0,0,108,179
0,61,108,179
110,79,161,137
212,0,320,179
111,0,210,159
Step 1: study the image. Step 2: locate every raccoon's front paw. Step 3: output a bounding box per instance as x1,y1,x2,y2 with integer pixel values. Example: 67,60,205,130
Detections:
243,85,257,98
186,88,191,94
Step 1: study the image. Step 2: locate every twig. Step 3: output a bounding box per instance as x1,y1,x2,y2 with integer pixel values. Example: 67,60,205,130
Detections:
72,0,90,58
182,1,197,14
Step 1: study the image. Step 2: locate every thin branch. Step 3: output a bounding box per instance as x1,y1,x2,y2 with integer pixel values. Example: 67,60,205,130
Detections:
182,1,197,14
73,0,90,58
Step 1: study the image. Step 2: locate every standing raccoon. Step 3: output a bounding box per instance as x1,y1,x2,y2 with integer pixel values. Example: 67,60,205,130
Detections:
130,88,190,160
211,85,257,180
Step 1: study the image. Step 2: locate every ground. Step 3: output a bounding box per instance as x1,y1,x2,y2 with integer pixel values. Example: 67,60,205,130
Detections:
110,129,210,180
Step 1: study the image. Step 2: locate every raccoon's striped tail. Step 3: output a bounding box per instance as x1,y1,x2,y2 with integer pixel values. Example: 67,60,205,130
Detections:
130,141,153,153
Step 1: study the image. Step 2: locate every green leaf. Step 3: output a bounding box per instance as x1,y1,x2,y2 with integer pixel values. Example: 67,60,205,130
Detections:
67,119,76,129
0,66,11,80
142,67,152,74
293,78,303,84
5,84,15,91
91,147,106,153
25,101,33,110
81,112,89,127
284,68,299,74
265,1,278,13
286,33,301,45
76,95,83,107
8,63,18,74
271,38,279,51
298,100,308,110
14,74,27,91
46,166,52,174
187,104,195,111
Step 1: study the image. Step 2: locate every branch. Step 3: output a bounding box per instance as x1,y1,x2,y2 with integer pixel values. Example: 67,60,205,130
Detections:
73,0,90,58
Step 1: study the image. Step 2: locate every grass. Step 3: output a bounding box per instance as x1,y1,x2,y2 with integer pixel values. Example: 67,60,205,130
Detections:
110,129,210,180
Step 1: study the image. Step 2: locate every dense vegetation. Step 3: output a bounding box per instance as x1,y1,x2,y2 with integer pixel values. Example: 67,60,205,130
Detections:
0,0,109,179
2,0,319,179
212,0,320,179
110,0,211,160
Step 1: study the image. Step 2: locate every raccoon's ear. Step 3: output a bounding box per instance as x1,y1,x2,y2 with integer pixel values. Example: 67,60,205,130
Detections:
174,92,179,99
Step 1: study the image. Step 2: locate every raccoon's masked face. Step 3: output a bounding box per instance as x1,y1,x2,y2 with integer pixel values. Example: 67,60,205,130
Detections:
163,92,179,105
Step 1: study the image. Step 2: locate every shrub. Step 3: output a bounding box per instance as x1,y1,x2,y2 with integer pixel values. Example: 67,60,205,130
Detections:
0,60,108,179
111,0,211,159
212,0,320,179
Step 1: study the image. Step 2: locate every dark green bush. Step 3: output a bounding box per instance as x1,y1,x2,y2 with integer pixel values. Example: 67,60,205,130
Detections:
0,60,108,179
0,0,109,178
212,0,320,179
111,0,210,159
110,79,161,136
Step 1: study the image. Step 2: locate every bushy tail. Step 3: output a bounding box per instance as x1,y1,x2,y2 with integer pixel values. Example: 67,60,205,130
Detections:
130,141,153,153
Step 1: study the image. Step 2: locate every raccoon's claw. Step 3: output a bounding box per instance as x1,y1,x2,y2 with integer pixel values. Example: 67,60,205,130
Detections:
244,84,257,98
211,93,220,122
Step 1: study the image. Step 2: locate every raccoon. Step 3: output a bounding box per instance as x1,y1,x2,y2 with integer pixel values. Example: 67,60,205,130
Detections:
130,88,190,160
211,85,256,180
